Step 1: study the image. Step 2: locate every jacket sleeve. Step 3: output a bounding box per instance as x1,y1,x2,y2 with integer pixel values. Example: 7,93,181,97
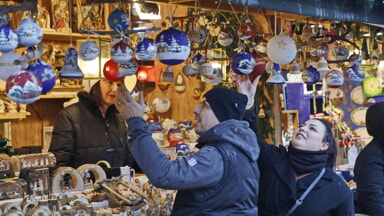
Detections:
243,103,282,173
49,110,75,168
126,117,224,190
354,143,384,215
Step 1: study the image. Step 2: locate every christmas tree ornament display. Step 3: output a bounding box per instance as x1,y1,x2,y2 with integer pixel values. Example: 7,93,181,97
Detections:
78,39,100,61
103,59,122,82
26,59,56,94
231,52,256,75
325,69,344,88
108,7,130,33
266,32,297,64
6,70,42,104
0,24,18,53
16,17,43,47
111,40,133,64
135,38,157,61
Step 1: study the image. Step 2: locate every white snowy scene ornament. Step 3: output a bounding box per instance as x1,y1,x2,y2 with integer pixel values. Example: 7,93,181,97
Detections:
111,40,133,64
231,52,256,75
155,27,191,66
78,39,100,61
267,32,297,64
0,24,18,53
17,17,43,47
6,70,42,104
136,38,157,61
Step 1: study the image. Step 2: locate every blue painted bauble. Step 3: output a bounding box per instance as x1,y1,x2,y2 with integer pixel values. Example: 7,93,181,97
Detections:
155,27,191,66
136,38,157,61
26,59,56,94
231,52,256,75
17,17,43,47
6,70,42,104
347,64,365,83
111,40,133,64
108,8,130,33
191,52,204,70
325,69,344,88
302,65,320,85
0,24,18,52
78,40,100,61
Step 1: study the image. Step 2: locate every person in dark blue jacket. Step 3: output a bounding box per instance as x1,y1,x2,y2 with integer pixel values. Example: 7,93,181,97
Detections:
354,102,384,215
114,85,260,215
236,74,354,216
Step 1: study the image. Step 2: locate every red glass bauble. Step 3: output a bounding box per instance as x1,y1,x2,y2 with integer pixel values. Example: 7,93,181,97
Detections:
103,59,122,82
249,53,266,77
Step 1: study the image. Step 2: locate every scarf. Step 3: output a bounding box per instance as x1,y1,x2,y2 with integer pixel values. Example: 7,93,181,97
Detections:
287,144,328,175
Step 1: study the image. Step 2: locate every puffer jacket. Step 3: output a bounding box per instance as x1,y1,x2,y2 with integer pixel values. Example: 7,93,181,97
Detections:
354,102,384,215
49,91,134,169
127,117,259,215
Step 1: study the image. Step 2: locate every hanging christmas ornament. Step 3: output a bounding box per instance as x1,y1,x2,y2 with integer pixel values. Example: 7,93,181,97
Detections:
346,64,365,83
310,43,329,57
301,24,313,38
287,61,302,82
204,67,223,85
111,40,133,64
6,70,42,104
325,69,344,88
26,59,56,94
249,53,266,77
0,24,18,53
256,38,268,54
0,52,22,81
302,65,320,85
108,5,130,33
175,72,186,93
218,27,234,47
59,47,84,79
155,27,191,66
78,39,100,61
118,58,138,77
16,16,43,47
103,59,121,82
238,22,255,41
231,52,256,75
135,38,157,61
266,63,286,84
188,18,206,44
317,57,329,79
182,61,199,76
258,99,266,118
266,32,297,64
334,45,349,61
191,52,204,70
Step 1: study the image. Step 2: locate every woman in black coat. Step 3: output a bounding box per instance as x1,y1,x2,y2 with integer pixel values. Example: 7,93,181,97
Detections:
237,74,354,216
49,80,135,169
354,102,384,215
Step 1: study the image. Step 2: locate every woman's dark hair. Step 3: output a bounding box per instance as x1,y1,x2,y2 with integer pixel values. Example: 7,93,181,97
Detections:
313,118,337,168
88,80,103,107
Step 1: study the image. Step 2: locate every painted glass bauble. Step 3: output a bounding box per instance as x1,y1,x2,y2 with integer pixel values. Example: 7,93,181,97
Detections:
0,52,22,81
78,39,100,61
152,95,171,113
182,63,198,76
302,65,320,85
119,58,138,77
238,22,255,41
135,38,157,61
266,32,297,64
188,29,206,44
155,27,191,66
26,59,56,94
59,47,84,79
346,64,365,83
0,24,18,53
231,52,256,75
108,7,130,33
16,17,43,47
191,52,204,70
310,43,329,57
199,62,213,77
6,70,42,104
111,40,133,64
103,59,122,82
205,67,223,85
256,39,268,54
218,30,234,47
325,69,344,88
249,53,266,77
334,46,349,61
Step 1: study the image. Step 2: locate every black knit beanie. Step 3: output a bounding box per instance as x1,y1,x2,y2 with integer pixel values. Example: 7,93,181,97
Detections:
204,88,248,122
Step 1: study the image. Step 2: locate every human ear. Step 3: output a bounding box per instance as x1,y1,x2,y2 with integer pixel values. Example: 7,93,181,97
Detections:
320,143,329,151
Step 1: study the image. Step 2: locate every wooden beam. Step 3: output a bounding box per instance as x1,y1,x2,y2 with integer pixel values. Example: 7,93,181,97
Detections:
0,0,37,14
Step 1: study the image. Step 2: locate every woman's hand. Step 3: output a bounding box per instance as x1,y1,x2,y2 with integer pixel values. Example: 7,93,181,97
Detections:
235,74,260,109
114,84,145,120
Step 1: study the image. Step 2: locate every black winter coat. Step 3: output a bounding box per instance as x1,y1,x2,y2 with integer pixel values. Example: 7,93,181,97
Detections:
354,102,384,215
49,91,134,169
244,106,354,216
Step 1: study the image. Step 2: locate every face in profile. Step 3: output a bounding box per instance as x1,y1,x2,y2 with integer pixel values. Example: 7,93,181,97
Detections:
291,119,329,151
193,99,220,135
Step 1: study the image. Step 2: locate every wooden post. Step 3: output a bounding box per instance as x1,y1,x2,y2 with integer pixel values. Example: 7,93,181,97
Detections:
273,85,282,146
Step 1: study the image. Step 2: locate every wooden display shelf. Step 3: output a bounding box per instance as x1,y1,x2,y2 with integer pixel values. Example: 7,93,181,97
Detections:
0,112,31,122
42,30,111,42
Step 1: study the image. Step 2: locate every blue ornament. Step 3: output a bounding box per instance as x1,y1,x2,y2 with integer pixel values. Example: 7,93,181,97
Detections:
155,27,191,66
347,64,365,83
302,65,320,85
136,38,157,61
0,24,18,53
108,7,130,33
26,59,56,94
231,52,256,75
